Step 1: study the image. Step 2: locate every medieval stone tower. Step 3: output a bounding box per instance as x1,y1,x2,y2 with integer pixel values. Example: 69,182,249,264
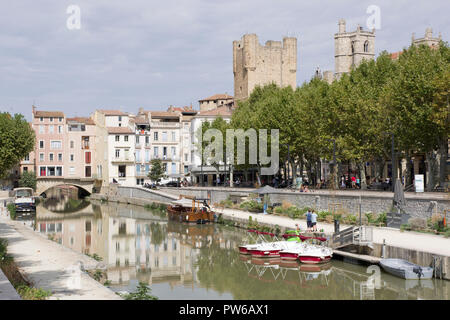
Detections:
412,27,442,47
334,19,375,79
233,34,297,101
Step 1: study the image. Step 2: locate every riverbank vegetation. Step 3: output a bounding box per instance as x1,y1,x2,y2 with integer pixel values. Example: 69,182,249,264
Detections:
118,282,158,300
6,203,16,220
0,238,51,300
401,213,450,237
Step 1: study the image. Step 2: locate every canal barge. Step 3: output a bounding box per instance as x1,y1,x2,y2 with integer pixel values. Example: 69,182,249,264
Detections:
168,196,215,224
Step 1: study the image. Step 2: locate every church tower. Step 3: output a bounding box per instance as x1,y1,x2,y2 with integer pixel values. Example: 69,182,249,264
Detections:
334,19,375,79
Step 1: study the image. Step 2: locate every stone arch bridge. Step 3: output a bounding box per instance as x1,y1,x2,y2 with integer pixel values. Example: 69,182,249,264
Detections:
36,178,95,196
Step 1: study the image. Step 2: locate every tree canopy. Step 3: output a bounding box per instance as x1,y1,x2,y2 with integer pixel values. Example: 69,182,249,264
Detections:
0,113,35,179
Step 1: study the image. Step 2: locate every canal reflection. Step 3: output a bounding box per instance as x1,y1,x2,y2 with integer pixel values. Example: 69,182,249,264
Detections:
30,200,450,300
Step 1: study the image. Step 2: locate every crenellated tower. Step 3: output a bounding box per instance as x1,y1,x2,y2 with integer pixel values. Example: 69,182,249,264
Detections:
233,34,297,101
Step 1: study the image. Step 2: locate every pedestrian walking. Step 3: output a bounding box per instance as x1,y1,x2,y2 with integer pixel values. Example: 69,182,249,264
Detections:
306,209,312,232
311,210,318,232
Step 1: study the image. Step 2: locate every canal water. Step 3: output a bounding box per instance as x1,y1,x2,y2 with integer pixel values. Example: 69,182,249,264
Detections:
18,195,450,300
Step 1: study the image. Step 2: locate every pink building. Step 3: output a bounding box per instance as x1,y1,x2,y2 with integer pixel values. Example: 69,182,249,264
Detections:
32,106,66,178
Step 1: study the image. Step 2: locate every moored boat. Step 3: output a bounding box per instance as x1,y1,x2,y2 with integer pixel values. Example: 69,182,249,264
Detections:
167,197,215,224
280,243,333,264
379,258,434,280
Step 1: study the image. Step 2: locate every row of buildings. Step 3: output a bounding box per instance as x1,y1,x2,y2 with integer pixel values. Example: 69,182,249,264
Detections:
14,22,446,192
20,96,234,191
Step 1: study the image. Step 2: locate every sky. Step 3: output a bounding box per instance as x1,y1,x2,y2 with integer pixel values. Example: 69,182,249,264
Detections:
0,0,448,120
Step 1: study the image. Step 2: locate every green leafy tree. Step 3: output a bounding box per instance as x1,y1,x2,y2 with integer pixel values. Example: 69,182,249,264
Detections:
148,159,166,183
0,113,35,178
19,171,37,190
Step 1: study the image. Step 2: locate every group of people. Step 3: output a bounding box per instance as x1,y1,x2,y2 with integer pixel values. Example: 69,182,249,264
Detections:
340,175,361,189
305,209,318,232
294,209,318,233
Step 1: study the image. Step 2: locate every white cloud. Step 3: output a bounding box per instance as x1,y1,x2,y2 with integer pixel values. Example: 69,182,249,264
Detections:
0,0,448,118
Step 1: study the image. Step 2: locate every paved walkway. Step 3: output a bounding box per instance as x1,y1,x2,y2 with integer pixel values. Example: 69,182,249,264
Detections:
0,214,121,300
213,206,450,257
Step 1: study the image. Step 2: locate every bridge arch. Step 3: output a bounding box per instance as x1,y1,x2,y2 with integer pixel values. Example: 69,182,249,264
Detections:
36,179,94,197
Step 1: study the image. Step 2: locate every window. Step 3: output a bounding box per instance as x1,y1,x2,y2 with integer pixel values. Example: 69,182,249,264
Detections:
24,154,30,161
118,116,122,122
58,153,63,161
171,147,176,157
40,167,46,176
184,153,188,162
40,117,43,122
49,125,54,134
136,136,140,144
70,140,74,148
153,147,159,158
124,135,128,142
69,167,75,175
59,117,62,122
115,135,120,142
50,117,53,122
154,132,158,141
39,125,44,134
49,153,54,161
184,165,188,174
162,132,167,142
85,152,91,164
119,165,126,177
39,153,44,162
171,132,176,141
85,166,91,177
58,126,63,133
136,150,141,162
136,164,141,174
56,167,62,176
48,166,55,176
115,149,120,158
145,150,150,162
364,40,369,53
82,136,89,149
70,154,74,162
50,141,62,149
171,163,176,174
39,141,44,149
145,136,149,145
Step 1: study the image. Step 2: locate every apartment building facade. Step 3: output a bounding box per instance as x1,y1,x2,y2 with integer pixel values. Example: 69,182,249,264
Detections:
92,110,136,187
32,107,66,178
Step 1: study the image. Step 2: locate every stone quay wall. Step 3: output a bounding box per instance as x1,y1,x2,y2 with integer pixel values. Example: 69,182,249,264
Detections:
159,187,450,219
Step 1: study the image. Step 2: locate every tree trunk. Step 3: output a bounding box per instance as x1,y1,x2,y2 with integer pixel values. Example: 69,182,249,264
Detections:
438,139,448,187
425,151,437,192
405,152,413,186
358,162,367,189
